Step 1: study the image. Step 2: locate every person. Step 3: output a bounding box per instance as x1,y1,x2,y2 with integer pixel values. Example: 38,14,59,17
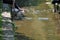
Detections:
16,8,25,20
3,0,26,20
52,0,60,13
12,7,25,20
13,4,25,20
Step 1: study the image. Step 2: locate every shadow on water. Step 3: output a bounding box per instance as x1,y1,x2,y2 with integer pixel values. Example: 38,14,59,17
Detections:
15,32,34,40
16,0,46,7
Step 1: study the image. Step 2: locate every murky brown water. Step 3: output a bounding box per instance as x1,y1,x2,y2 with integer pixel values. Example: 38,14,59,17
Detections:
14,3,60,40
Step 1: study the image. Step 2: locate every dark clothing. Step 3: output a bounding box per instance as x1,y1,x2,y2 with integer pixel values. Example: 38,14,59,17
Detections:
52,0,60,4
3,0,25,20
52,0,60,13
53,4,59,12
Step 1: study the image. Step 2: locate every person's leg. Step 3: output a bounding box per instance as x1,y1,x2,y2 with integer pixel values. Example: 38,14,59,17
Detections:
58,4,60,14
54,4,57,12
54,3,59,13
16,12,22,20
57,4,59,12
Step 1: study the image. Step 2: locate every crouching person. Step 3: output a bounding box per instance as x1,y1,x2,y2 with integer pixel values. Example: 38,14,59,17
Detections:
16,8,25,20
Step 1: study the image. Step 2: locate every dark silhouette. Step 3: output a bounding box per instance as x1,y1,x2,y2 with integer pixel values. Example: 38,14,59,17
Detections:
15,32,34,40
52,0,60,14
3,0,25,20
52,0,60,4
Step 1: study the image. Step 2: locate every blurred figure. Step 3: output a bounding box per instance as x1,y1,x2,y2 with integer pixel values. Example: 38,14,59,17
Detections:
3,0,26,20
52,0,60,13
12,7,25,20
16,8,25,20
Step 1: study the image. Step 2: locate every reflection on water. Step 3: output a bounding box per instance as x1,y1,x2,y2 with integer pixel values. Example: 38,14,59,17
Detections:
15,32,34,40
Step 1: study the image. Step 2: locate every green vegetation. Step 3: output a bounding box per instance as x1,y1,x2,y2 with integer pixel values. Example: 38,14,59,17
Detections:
0,0,2,40
16,0,46,7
